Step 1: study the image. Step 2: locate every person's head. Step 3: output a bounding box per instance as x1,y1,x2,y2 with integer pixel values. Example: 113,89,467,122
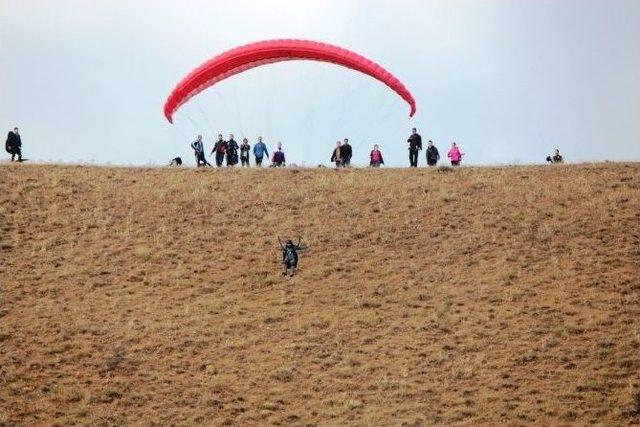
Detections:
13,127,19,134
336,141,341,147
229,134,234,140
412,128,417,134
196,134,202,141
343,138,349,144
277,142,282,149
451,142,457,147
217,134,223,140
554,148,560,155
373,144,379,150
243,138,248,143
286,239,293,246
258,136,263,142
428,140,433,147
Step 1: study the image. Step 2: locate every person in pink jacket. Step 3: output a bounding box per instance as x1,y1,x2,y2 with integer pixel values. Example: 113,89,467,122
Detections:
447,142,464,166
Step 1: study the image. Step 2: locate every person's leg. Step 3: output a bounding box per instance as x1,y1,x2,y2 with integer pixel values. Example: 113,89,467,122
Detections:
256,157,262,166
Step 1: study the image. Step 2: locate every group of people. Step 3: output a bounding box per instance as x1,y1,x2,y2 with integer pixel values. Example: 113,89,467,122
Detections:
190,134,286,168
405,128,464,167
332,128,465,168
5,127,22,162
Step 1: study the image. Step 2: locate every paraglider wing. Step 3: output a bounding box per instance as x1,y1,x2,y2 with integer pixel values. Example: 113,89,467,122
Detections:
164,39,416,123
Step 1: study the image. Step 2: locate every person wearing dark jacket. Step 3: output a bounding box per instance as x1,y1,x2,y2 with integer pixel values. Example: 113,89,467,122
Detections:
190,135,211,167
330,141,342,168
226,134,239,166
211,134,227,167
407,127,422,167
272,142,286,167
239,138,251,167
341,138,352,167
546,149,564,164
426,140,440,166
281,239,301,276
5,127,22,162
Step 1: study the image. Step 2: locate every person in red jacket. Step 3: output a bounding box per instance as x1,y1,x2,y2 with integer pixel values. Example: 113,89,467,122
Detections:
370,144,384,167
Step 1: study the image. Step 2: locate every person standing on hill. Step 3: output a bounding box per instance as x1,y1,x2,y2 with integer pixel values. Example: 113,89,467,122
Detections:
190,135,211,167
239,138,251,167
370,144,384,167
426,140,440,166
330,141,342,168
226,134,239,167
447,142,464,166
253,136,269,167
408,127,422,167
5,127,22,162
211,134,227,167
341,138,352,167
272,142,286,167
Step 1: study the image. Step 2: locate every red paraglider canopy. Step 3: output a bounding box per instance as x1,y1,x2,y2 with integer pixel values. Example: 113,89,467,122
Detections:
164,39,416,123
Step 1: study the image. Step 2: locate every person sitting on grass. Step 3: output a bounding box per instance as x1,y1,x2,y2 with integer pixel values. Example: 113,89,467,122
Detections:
546,149,564,164
272,142,286,167
370,144,384,167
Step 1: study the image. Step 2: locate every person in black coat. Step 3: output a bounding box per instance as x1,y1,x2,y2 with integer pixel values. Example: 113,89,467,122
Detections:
407,127,422,167
426,140,440,166
341,138,352,167
226,134,239,166
5,127,22,162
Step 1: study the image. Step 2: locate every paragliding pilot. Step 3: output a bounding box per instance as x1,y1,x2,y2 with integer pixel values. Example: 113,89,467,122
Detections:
190,135,211,167
279,237,303,276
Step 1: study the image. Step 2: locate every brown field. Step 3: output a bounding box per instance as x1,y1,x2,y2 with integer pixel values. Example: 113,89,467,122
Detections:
1,163,639,426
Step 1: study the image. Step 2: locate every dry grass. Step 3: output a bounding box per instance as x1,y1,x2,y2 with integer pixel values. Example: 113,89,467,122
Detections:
1,162,639,425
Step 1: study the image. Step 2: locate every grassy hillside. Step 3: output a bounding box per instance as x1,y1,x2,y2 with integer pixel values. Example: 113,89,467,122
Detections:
1,163,639,425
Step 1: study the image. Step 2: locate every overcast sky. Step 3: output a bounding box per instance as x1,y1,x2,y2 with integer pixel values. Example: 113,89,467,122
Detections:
1,0,639,167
